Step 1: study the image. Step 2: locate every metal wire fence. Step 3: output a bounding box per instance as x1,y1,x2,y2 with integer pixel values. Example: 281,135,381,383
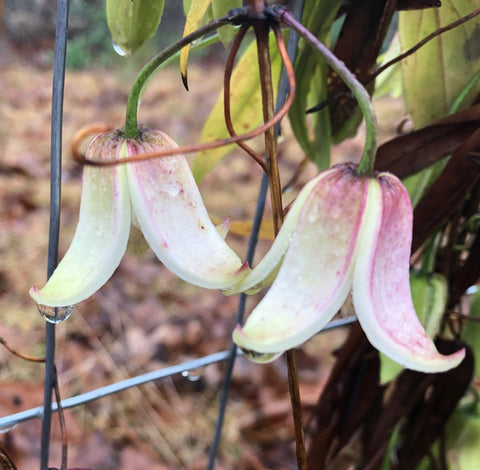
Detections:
0,317,354,433
0,1,356,468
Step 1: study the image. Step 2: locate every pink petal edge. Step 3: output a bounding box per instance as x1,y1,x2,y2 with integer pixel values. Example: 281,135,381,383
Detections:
353,175,465,373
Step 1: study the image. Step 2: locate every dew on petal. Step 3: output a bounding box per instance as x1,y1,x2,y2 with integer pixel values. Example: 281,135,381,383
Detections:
36,304,74,323
331,205,342,219
308,204,319,223
161,183,181,198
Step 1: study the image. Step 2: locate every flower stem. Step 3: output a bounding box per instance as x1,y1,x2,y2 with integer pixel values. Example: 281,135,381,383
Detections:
255,20,307,470
123,17,230,139
254,22,283,232
273,7,378,176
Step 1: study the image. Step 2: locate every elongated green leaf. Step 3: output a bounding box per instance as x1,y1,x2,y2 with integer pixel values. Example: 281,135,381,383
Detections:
288,0,342,170
445,408,480,470
400,0,480,127
462,288,480,377
180,0,212,88
399,0,480,203
192,33,281,182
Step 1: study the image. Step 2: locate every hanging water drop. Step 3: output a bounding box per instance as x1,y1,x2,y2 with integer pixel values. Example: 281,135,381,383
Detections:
36,304,74,324
239,347,280,364
112,41,128,57
181,367,205,382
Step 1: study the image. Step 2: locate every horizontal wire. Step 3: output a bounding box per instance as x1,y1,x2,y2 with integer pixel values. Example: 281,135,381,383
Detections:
0,317,355,430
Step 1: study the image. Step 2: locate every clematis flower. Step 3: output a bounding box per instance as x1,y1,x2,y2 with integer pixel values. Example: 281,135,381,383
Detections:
30,128,247,308
232,163,465,373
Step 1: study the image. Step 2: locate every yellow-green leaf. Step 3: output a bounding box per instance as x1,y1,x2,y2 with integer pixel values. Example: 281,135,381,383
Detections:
399,1,480,203
181,0,212,89
288,0,342,170
462,288,480,377
192,33,281,182
211,0,241,47
399,0,480,127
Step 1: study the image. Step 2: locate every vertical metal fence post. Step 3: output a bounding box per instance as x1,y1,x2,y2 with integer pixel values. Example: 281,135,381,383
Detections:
40,1,69,468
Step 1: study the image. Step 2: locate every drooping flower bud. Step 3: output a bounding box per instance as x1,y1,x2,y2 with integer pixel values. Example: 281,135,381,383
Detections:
30,128,248,310
106,0,165,56
233,163,465,373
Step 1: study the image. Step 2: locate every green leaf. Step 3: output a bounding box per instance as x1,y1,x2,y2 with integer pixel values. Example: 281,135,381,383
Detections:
373,36,403,99
462,288,480,377
106,0,165,57
445,407,480,469
399,0,480,127
399,1,480,202
410,272,447,339
192,33,281,182
211,0,241,47
288,0,342,170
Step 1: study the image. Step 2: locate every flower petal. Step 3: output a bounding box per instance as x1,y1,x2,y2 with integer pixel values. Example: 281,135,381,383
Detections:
224,171,325,296
233,165,370,359
353,174,465,373
215,217,231,240
30,133,131,307
127,129,248,289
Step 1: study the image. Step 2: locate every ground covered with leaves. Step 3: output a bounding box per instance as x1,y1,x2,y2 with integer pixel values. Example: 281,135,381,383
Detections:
0,42,405,469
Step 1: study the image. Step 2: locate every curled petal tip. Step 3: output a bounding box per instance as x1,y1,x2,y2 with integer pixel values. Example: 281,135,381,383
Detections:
215,217,231,239
236,261,250,274
29,286,39,297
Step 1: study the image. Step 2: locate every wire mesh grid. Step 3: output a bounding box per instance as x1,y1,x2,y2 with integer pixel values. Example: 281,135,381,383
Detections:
0,1,356,468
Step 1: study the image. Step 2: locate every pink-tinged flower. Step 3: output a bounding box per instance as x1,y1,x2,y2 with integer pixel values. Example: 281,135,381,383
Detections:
232,163,465,373
30,128,247,308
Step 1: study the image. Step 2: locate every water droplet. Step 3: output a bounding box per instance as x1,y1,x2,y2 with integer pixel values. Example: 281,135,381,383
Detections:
164,184,180,198
112,41,128,57
37,305,74,324
239,347,281,364
181,367,205,382
308,205,319,223
331,205,342,219
467,285,479,295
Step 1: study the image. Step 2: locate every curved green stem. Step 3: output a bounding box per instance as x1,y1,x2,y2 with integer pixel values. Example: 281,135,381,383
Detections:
123,16,230,138
273,7,378,176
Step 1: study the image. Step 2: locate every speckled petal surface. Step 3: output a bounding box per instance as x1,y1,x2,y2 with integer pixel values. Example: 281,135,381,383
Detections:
353,174,465,373
127,129,248,289
30,132,131,307
224,171,327,296
233,165,369,358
